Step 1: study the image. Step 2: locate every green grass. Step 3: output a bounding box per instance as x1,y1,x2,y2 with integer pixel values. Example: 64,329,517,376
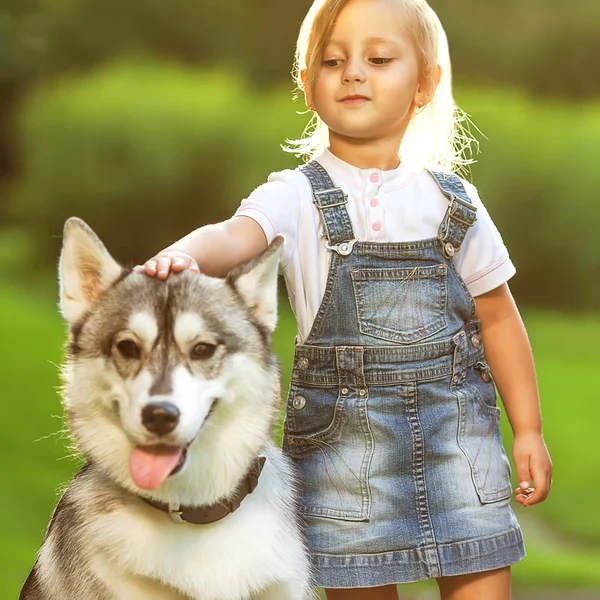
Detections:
500,311,600,546
2,285,600,597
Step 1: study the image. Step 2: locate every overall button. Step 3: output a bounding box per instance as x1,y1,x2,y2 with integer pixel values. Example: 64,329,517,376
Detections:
341,387,349,395
471,334,481,348
298,357,309,370
444,242,455,257
480,372,491,383
292,396,306,410
359,389,367,397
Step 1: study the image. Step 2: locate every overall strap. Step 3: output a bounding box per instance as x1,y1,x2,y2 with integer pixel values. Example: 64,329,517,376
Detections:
429,171,478,259
299,161,356,256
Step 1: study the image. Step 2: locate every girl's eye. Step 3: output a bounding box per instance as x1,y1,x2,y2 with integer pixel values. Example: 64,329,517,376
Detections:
116,340,141,360
191,343,218,360
322,59,341,67
370,57,392,65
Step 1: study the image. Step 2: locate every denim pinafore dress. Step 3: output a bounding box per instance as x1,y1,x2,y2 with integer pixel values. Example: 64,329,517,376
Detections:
282,161,526,589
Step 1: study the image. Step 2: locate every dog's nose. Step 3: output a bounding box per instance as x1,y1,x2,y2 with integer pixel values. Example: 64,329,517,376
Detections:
141,402,180,435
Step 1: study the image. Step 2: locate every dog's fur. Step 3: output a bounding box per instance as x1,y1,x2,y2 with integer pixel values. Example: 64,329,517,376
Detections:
20,218,313,600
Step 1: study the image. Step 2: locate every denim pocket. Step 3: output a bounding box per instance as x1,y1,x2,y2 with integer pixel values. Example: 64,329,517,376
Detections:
284,385,345,451
351,265,448,344
456,366,513,504
283,385,373,521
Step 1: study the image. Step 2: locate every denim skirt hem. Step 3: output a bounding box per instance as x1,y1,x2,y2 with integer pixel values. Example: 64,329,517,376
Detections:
311,527,526,589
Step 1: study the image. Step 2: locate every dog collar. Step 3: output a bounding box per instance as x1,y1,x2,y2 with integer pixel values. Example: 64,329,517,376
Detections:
140,456,266,525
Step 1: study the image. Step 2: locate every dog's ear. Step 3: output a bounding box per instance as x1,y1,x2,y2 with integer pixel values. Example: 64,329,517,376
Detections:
227,235,284,334
59,217,124,323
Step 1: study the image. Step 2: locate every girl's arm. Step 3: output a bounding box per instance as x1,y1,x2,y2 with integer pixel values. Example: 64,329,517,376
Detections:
137,216,268,279
474,283,553,506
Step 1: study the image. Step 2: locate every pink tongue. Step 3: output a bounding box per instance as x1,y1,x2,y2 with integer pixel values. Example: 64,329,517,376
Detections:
129,447,183,490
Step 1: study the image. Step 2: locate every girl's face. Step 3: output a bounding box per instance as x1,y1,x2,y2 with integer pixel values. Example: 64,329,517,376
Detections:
307,0,426,150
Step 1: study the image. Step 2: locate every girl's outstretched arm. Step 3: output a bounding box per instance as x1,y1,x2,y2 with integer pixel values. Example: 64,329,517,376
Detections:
136,216,268,279
474,283,553,507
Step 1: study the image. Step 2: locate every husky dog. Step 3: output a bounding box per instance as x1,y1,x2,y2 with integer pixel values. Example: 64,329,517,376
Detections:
20,218,313,600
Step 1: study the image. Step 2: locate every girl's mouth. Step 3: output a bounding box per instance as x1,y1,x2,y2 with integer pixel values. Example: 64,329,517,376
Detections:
340,95,370,105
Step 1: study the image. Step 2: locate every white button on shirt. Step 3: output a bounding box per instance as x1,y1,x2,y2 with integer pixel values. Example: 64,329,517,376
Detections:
235,148,516,342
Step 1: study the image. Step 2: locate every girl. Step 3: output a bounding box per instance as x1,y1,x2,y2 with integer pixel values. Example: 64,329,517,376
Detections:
137,0,552,598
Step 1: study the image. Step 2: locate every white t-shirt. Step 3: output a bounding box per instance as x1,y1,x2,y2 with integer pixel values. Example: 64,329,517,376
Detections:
235,149,515,342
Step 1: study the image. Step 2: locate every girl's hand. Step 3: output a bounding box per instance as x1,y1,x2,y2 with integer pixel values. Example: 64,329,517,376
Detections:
134,250,200,279
512,431,552,507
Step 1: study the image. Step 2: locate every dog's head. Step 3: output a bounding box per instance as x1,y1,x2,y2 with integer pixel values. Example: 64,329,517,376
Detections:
59,218,283,498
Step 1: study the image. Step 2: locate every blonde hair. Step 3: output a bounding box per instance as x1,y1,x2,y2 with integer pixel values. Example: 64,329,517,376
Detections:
286,0,478,174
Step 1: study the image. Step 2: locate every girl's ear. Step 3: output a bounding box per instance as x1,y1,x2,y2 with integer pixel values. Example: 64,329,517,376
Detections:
415,64,442,108
301,69,314,110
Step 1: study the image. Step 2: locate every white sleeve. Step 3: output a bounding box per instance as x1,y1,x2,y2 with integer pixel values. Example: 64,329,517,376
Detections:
233,169,303,270
453,180,516,297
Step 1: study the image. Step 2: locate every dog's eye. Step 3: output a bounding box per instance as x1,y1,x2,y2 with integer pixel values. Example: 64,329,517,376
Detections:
191,343,217,360
116,340,141,360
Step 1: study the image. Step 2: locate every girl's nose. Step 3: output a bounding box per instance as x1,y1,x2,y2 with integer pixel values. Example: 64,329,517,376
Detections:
342,59,366,84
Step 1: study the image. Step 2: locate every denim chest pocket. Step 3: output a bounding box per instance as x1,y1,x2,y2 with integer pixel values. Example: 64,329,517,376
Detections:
456,363,513,504
351,265,448,344
283,385,373,522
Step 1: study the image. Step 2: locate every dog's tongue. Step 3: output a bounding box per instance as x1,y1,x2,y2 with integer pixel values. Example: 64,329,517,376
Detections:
129,447,183,490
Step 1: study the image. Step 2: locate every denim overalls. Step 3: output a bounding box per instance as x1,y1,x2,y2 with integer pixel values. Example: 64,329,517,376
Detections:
282,161,525,589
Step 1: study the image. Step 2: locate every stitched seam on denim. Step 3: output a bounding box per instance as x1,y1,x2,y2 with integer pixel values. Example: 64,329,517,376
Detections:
300,161,355,246
447,257,477,320
291,344,486,385
455,385,512,502
430,171,477,251
298,386,370,520
298,342,483,369
465,382,512,499
286,394,346,450
354,238,440,252
310,527,524,560
451,331,468,385
406,382,440,576
468,380,501,416
358,384,374,520
304,252,341,344
357,354,375,518
435,527,524,550
290,357,484,384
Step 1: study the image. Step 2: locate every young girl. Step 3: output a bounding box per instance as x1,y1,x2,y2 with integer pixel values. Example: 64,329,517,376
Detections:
137,0,552,598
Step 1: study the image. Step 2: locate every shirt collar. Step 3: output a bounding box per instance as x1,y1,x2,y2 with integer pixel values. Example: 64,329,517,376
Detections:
315,147,416,190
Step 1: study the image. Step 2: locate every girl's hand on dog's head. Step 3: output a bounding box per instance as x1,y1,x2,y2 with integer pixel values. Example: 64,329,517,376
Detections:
134,251,200,279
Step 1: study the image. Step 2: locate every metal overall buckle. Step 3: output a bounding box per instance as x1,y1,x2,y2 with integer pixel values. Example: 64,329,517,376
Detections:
312,188,348,209
439,195,476,259
325,239,357,256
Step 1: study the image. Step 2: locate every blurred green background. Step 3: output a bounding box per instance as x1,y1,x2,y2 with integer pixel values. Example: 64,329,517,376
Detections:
1,0,599,598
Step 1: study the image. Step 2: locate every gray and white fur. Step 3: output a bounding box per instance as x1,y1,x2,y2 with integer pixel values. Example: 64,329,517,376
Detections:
20,218,313,600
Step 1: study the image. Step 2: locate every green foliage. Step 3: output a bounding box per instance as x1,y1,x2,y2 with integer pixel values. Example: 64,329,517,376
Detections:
460,89,600,310
506,311,600,547
9,66,600,310
431,0,600,99
4,0,599,97
10,61,306,267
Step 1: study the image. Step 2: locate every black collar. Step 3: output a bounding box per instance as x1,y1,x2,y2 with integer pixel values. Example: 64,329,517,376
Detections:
140,456,266,525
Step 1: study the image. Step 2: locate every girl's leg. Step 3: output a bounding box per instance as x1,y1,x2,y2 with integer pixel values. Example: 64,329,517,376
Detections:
325,585,399,600
436,567,511,600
